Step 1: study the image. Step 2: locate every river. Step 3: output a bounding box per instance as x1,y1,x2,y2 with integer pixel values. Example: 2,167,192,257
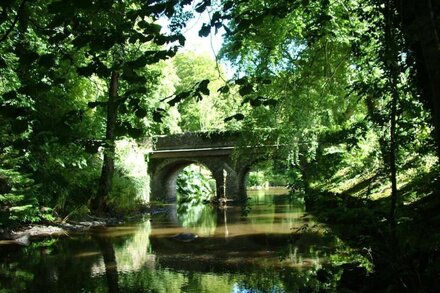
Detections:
0,188,339,292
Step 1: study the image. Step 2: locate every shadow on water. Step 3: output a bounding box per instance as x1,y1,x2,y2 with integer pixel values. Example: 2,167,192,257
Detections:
0,188,344,292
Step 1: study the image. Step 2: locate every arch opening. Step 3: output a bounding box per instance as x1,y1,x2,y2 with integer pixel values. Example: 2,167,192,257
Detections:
153,160,217,202
175,163,218,236
176,163,216,204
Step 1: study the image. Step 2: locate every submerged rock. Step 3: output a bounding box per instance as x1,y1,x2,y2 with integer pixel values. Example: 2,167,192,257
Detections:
172,233,199,242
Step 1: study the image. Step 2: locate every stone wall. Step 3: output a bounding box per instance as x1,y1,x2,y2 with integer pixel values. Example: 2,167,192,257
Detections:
153,131,241,150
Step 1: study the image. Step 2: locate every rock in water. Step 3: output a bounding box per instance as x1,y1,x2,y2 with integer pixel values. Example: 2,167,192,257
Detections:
172,233,198,242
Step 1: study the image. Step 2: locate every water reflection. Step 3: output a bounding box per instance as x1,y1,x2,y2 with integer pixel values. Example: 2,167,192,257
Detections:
0,189,337,292
94,235,119,293
177,202,217,236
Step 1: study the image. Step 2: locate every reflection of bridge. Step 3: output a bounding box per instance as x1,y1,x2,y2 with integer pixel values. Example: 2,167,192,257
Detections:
146,131,259,202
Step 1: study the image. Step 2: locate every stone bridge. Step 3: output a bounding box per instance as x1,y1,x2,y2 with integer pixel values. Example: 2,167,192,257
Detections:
146,131,262,202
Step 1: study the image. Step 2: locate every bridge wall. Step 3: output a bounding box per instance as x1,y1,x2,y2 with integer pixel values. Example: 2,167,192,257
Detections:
153,131,241,150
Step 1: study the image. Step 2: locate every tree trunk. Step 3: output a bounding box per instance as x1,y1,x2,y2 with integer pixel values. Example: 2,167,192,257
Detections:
396,0,440,158
385,0,400,230
91,71,119,214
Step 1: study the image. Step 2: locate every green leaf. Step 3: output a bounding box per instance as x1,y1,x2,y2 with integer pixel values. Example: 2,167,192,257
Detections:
217,85,230,94
239,84,253,96
72,35,90,48
250,99,262,107
143,3,167,16
235,77,248,85
223,1,233,12
129,55,150,68
195,0,211,13
71,0,94,10
127,127,143,138
135,108,147,118
194,92,203,102
94,60,110,77
262,99,277,106
0,105,28,118
224,113,244,122
154,49,176,61
77,65,95,77
19,51,39,65
87,101,107,108
176,34,186,46
168,91,190,106
48,1,70,14
197,79,210,95
154,35,168,45
153,108,166,123
199,24,211,37
211,11,222,25
164,2,175,17
139,34,155,43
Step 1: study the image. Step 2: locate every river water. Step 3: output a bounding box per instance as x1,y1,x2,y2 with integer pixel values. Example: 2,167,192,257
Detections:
0,189,338,292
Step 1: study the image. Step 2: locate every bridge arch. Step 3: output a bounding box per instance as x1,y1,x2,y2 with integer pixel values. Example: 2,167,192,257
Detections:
150,159,215,202
149,157,242,202
145,131,269,202
237,155,272,192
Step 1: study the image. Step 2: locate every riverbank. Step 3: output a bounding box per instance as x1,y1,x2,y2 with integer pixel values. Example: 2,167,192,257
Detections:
0,215,124,246
0,204,170,246
305,189,440,292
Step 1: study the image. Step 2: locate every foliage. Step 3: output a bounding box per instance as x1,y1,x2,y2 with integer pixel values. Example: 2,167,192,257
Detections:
0,168,40,227
0,0,199,220
176,165,215,204
158,52,245,133
247,161,290,188
106,140,150,213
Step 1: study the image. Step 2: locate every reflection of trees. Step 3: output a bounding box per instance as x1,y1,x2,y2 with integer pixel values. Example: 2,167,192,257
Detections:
177,202,217,236
92,221,155,283
94,236,120,293
118,269,186,292
0,238,106,292
114,221,155,272
232,269,323,292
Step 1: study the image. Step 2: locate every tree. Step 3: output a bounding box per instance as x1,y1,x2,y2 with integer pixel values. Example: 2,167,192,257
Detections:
167,52,242,132
395,0,440,158
42,0,190,213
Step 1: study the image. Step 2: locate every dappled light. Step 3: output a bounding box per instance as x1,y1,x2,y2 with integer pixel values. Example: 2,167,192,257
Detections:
1,0,439,291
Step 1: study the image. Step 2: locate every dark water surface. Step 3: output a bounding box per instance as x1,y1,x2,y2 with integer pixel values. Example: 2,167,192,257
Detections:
0,189,337,292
